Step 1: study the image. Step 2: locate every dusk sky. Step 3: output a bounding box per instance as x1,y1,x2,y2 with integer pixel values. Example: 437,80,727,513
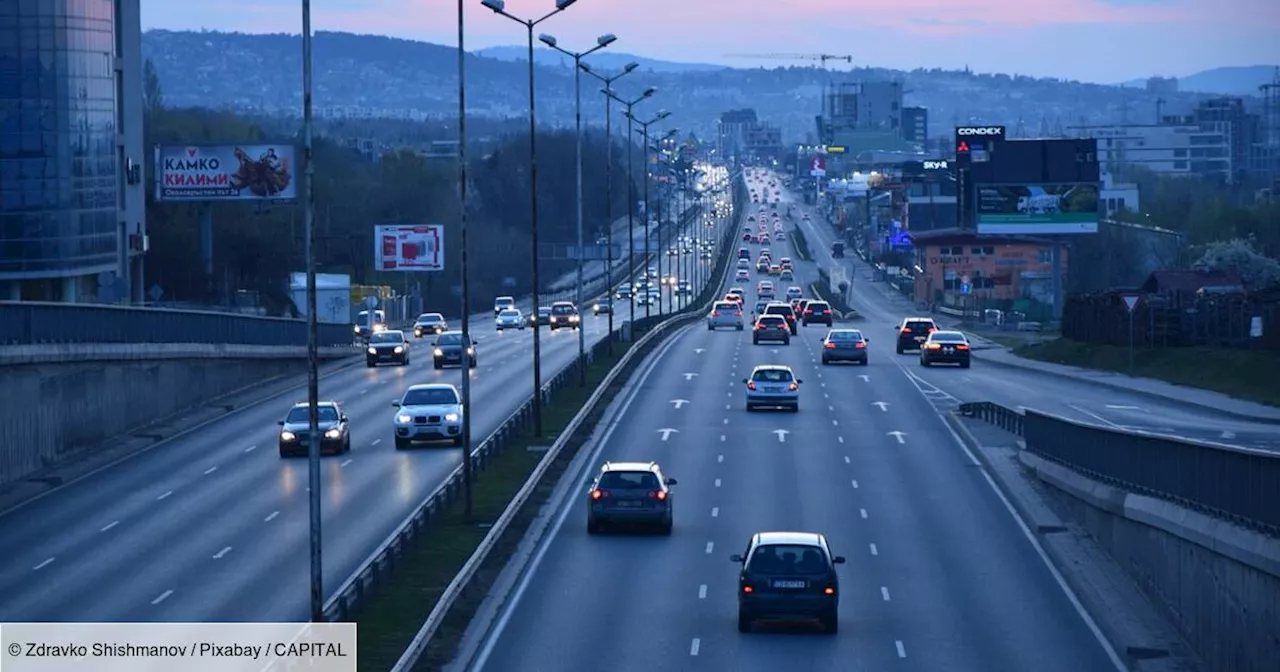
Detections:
140,0,1279,83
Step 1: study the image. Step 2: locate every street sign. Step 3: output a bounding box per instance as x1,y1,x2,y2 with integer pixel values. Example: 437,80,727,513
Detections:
960,283,972,295
809,157,826,177
1121,294,1140,312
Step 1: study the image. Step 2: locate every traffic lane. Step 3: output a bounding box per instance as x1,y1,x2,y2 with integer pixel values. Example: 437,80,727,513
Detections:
0,314,606,621
790,334,1122,671
474,326,731,672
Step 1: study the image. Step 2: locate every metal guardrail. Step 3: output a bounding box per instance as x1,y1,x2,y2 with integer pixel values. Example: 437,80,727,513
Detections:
320,201,738,625
956,401,1279,536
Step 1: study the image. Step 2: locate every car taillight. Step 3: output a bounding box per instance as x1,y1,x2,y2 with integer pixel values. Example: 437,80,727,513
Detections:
825,342,836,349
823,586,836,595
855,342,866,349
788,382,798,391
735,311,743,316
926,343,942,350
956,343,970,350
755,323,765,330
804,309,813,316
711,311,720,317
651,490,667,501
746,381,757,390
590,489,606,500
742,585,753,594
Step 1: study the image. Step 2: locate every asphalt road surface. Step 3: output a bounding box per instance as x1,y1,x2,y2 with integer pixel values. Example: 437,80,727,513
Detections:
0,213,724,622
471,169,1124,671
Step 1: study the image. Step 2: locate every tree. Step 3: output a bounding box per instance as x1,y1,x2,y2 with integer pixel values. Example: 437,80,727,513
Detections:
1193,238,1280,290
143,58,164,118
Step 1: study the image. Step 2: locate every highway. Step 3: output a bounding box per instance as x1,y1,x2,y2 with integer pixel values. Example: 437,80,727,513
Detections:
0,192,727,622
790,192,1280,452
470,169,1124,671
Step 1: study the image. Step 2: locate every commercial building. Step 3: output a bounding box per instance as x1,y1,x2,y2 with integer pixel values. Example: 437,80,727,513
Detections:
815,81,915,155
901,106,928,146
1067,120,1230,181
909,230,1067,314
0,0,146,302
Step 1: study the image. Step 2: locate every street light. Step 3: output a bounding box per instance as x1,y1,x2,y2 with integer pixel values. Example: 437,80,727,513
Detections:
539,32,616,387
643,129,678,311
300,0,323,622
579,61,638,356
603,86,656,334
628,115,672,318
480,0,576,437
456,0,476,521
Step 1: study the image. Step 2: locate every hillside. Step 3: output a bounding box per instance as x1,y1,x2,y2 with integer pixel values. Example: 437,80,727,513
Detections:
475,46,726,73
1120,65,1280,96
142,30,1240,142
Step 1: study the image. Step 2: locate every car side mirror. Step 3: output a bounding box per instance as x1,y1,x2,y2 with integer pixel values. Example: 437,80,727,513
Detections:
340,415,348,422
391,401,400,407
865,338,870,343
833,556,846,564
729,554,744,563
741,378,748,384
277,420,285,426
665,477,678,485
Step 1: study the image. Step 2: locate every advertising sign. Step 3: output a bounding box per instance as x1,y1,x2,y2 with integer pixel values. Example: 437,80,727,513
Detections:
810,157,827,177
975,183,1099,234
154,144,297,201
374,225,445,272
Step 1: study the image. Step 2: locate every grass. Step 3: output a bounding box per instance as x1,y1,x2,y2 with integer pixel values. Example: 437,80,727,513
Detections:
1013,338,1280,407
353,346,631,672
788,229,813,262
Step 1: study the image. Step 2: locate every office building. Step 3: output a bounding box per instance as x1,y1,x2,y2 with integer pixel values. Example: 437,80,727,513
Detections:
0,0,146,302
815,81,914,154
1067,121,1230,181
717,109,757,160
902,106,928,146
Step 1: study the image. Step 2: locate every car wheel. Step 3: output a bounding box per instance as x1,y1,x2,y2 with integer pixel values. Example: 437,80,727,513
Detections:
736,324,743,331
860,358,868,365
920,358,930,367
961,360,971,369
752,337,759,345
344,438,352,453
745,403,755,412
895,346,904,354
707,324,714,331
394,437,410,450
433,362,442,370
782,338,790,345
278,448,290,458
820,608,838,634
821,357,829,365
366,361,376,368
790,404,799,412
587,519,601,535
659,520,672,535
469,359,478,368
738,610,753,633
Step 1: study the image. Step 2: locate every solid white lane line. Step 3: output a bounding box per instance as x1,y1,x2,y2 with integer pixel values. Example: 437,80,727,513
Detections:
690,638,700,656
699,584,707,599
33,557,54,571
151,589,174,605
100,521,119,532
341,459,353,467
881,586,891,601
711,507,719,518
212,546,232,559
156,490,172,501
705,542,714,554
264,511,280,522
715,479,722,487
896,641,906,658
203,466,218,475
860,508,868,519
244,445,257,453
870,543,879,556
372,439,381,445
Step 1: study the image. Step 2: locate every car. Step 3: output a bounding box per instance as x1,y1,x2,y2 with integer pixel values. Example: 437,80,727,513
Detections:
737,258,751,270
784,286,803,301
493,296,516,316
708,301,745,331
821,329,868,365
731,531,844,633
761,302,799,334
769,264,782,276
779,269,794,282
778,257,793,270
756,259,771,273
549,301,581,330
795,299,810,316
615,285,633,300
496,308,525,330
920,330,972,368
586,461,677,534
392,383,464,448
743,232,754,242
735,269,751,282
593,298,612,315
676,281,693,296
354,309,387,340
738,248,750,260
648,267,659,279
895,317,938,353
803,301,833,326
775,232,786,241
743,364,801,411
432,330,477,369
756,280,774,294
278,401,350,457
530,305,553,327
727,288,746,303
412,313,447,338
752,314,791,345
366,330,410,367
752,300,770,315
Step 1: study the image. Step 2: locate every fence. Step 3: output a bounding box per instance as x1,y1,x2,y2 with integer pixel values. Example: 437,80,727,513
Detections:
1062,290,1280,352
957,401,1280,536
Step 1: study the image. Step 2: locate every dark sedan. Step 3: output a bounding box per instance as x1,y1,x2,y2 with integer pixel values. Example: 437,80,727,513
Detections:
278,401,350,457
432,331,478,369
920,330,971,367
820,329,868,365
366,330,410,367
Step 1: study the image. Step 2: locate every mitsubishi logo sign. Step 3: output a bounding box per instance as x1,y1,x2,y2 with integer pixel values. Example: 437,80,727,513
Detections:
956,126,1005,136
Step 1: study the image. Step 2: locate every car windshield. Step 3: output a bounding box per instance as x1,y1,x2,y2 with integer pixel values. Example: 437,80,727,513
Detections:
499,310,520,318
285,406,339,424
749,544,827,575
752,369,794,382
552,305,576,315
829,330,863,342
370,332,403,344
402,387,459,406
598,471,660,489
357,310,384,322
416,314,442,323
437,333,462,346
931,332,968,343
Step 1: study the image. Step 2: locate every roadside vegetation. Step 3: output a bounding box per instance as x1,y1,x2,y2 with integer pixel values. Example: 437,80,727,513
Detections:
788,229,812,262
810,268,859,320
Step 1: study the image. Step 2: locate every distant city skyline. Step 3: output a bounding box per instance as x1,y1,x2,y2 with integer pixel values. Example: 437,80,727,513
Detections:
141,0,1279,84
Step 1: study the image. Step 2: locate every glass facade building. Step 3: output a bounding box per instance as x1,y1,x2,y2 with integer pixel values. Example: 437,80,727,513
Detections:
0,0,130,299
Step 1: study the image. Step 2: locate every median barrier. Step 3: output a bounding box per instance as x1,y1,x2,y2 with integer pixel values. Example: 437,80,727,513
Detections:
321,180,741,627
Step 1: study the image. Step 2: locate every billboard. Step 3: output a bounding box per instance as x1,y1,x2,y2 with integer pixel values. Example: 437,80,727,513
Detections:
374,225,445,272
154,144,297,201
975,183,1099,234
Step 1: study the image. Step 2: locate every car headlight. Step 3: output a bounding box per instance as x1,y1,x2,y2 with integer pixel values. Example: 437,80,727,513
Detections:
280,431,296,441
569,315,579,322
444,412,460,422
394,346,404,354
466,347,475,355
593,304,599,311
353,325,360,334
434,348,443,357
324,428,341,439
396,413,411,424
367,347,377,355
373,324,387,332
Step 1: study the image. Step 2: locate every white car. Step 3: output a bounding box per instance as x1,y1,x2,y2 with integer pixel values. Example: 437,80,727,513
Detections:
735,269,751,282
707,301,744,331
743,364,802,412
496,308,525,330
393,383,464,448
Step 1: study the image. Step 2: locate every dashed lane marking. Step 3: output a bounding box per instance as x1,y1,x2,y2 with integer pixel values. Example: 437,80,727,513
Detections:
698,584,707,599
837,436,844,444
714,479,722,487
203,466,218,475
100,521,119,532
851,480,858,489
870,543,879,556
690,638,700,656
212,546,232,559
244,445,257,453
861,509,868,519
341,459,353,467
881,586,891,601
151,589,174,605
33,557,54,571
896,641,906,658
264,511,280,522
705,542,714,554
156,491,173,501
372,439,382,446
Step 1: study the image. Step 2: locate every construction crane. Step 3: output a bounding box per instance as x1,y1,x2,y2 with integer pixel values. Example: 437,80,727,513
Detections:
724,53,854,66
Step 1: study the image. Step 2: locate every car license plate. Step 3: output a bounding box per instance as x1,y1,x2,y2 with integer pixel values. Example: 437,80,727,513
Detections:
944,347,954,353
616,501,640,507
772,580,806,589
915,336,926,342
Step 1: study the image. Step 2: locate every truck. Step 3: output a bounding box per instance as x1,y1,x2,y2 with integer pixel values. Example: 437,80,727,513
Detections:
830,241,845,258
289,272,351,323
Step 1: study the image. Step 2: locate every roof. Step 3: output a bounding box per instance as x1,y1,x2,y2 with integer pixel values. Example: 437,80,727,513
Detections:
406,383,459,391
552,300,575,306
904,316,936,322
756,531,824,546
751,364,793,371
601,461,658,473
907,228,1053,246
292,400,339,407
1140,269,1244,294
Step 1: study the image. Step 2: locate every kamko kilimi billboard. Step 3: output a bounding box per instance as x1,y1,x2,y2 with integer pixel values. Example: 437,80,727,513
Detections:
154,144,297,201
975,184,1099,234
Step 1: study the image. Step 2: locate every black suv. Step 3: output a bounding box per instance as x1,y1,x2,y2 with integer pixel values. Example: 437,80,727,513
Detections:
586,461,677,535
762,302,799,334
895,317,937,353
366,330,410,367
731,531,845,634
802,300,833,326
278,401,350,457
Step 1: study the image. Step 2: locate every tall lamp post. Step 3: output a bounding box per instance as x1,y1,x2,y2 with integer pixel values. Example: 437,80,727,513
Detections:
603,87,656,334
627,110,671,319
456,0,476,521
300,0,323,622
643,129,677,312
539,32,616,387
580,62,639,356
479,0,576,437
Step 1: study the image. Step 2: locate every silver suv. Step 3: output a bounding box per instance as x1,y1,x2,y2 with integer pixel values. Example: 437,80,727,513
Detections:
707,301,744,331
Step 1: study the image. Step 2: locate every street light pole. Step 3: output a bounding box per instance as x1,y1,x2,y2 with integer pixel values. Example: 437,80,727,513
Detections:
540,33,617,388
626,110,670,320
581,63,639,356
604,87,656,336
457,0,475,522
480,0,576,437
301,0,323,623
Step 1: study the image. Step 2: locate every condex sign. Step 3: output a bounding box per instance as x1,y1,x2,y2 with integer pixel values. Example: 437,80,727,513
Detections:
957,127,1005,136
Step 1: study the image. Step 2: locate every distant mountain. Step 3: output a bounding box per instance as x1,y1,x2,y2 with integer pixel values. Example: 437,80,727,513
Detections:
1119,65,1279,96
474,46,727,73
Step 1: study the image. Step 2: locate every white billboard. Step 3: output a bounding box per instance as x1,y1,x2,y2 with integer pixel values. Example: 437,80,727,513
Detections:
154,144,297,201
374,225,445,272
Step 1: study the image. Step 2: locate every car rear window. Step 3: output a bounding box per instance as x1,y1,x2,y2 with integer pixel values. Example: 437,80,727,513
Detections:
905,321,935,331
751,368,793,382
931,332,967,343
748,544,827,574
808,302,830,311
599,471,659,489
757,315,786,326
829,330,863,341
765,305,795,318
714,302,738,311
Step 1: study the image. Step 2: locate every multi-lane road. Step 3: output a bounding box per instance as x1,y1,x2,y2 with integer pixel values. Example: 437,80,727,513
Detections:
0,201,727,622
470,170,1125,670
